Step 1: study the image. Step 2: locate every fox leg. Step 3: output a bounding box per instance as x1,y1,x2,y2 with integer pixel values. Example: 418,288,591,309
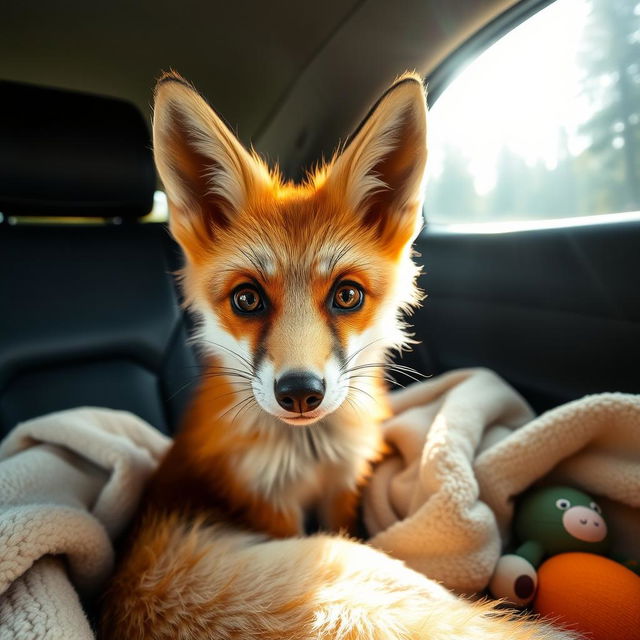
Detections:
320,486,360,536
243,495,303,538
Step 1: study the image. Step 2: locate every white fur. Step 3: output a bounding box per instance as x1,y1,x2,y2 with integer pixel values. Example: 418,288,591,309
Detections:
336,107,405,213
236,409,376,510
194,309,255,382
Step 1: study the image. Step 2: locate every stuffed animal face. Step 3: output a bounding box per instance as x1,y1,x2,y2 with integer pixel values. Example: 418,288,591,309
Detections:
515,486,609,556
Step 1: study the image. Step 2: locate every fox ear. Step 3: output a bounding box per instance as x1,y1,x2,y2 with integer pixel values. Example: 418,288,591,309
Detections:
153,72,270,263
327,74,428,250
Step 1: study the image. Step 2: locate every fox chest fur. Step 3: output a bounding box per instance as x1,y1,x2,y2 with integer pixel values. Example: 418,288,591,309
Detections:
145,362,389,536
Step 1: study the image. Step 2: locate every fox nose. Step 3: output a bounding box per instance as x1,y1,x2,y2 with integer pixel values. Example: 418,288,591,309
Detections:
275,372,325,413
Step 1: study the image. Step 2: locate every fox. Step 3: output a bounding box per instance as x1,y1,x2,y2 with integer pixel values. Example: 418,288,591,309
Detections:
100,72,577,640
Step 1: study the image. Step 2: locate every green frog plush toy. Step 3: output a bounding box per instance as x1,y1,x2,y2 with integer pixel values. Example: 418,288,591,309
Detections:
489,486,609,606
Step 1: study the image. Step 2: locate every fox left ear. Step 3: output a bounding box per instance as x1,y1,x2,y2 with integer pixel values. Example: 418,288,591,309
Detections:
327,74,428,250
152,72,271,265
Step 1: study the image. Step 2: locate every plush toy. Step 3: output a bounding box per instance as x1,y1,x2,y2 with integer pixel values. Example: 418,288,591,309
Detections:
489,486,609,605
534,552,640,640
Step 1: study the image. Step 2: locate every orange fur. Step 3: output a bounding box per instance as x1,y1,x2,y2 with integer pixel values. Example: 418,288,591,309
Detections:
100,72,578,640
321,486,361,535
144,362,307,538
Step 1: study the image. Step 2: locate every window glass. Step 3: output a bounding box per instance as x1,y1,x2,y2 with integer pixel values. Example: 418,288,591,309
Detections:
146,190,169,222
424,0,640,224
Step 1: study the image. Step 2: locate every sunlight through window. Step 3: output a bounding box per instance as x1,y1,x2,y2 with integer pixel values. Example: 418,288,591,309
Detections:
424,0,640,225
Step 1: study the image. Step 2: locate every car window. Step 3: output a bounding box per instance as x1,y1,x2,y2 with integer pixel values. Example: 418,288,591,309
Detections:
424,0,640,226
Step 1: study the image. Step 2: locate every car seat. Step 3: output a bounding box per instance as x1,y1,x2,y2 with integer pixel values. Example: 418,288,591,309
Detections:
0,80,198,436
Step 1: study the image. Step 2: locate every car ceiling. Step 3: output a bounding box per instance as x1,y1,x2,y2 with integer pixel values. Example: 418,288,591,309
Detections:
2,0,518,178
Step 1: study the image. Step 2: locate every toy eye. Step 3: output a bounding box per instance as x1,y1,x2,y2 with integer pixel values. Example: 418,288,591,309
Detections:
332,282,364,311
590,502,602,514
232,285,264,314
555,498,571,510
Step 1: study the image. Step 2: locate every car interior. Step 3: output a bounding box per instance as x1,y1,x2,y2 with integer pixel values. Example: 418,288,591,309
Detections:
1,0,638,437
1,1,640,637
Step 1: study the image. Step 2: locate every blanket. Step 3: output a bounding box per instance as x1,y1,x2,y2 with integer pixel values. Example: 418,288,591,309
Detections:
1,371,639,637
363,368,640,593
0,408,169,639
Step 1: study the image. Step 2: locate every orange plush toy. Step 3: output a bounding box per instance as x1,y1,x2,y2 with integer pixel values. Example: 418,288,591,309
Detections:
534,552,640,640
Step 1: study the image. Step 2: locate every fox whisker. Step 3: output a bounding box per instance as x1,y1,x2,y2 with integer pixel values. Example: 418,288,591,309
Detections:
343,361,426,384
202,341,256,374
217,393,256,421
340,338,386,370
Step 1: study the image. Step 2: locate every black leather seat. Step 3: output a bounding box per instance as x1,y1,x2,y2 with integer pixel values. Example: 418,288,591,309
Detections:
0,80,197,436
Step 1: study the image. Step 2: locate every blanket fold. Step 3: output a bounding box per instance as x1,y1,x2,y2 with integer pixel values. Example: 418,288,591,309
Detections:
0,407,169,639
0,557,94,640
363,369,640,594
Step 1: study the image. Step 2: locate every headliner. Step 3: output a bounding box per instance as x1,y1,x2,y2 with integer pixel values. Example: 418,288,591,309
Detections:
1,0,522,177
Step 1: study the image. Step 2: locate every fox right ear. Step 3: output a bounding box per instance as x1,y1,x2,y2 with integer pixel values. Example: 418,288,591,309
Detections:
326,74,428,254
153,72,270,263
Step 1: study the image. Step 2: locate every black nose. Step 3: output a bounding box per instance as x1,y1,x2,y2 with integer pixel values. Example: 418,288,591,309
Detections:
275,371,325,413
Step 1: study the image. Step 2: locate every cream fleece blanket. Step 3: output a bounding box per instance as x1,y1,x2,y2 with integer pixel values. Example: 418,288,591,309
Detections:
1,371,639,637
363,368,640,593
0,408,169,639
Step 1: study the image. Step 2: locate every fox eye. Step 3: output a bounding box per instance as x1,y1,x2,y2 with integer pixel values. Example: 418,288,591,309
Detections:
232,285,264,314
332,282,364,311
555,498,571,511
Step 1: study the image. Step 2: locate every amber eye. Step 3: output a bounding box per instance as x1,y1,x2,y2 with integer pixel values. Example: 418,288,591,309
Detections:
232,286,264,314
332,283,364,311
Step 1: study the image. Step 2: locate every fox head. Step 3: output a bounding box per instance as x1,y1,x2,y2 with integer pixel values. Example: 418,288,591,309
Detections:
153,72,427,427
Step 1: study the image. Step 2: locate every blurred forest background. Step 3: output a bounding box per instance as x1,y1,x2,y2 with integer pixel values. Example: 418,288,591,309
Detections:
425,0,640,223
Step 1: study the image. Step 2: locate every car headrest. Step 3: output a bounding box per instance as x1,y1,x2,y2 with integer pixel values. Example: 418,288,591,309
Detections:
0,80,156,219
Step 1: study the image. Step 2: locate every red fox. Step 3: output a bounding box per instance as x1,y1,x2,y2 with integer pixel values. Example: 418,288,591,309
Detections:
100,72,576,639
